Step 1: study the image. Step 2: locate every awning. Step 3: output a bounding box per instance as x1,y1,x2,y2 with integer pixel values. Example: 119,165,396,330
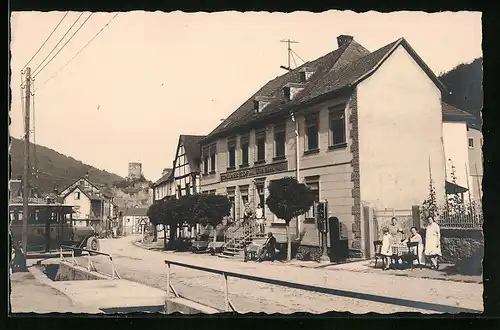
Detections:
445,181,468,195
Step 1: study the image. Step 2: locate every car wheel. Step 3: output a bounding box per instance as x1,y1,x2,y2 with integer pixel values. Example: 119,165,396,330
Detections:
86,237,100,255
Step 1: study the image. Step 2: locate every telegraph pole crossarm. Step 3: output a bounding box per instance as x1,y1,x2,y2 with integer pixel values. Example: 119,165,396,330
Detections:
280,39,299,71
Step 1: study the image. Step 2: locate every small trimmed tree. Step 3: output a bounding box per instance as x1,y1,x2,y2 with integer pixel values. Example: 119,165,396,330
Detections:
189,194,231,242
266,177,316,261
146,200,162,243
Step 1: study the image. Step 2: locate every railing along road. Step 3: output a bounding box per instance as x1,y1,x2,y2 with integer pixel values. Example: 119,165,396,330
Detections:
59,245,121,279
164,259,481,314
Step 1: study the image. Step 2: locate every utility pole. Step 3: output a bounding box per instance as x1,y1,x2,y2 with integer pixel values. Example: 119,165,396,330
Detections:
280,39,299,71
22,67,32,254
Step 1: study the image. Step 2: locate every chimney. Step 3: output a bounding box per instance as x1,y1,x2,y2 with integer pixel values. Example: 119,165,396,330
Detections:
54,185,59,195
84,171,90,180
337,35,353,48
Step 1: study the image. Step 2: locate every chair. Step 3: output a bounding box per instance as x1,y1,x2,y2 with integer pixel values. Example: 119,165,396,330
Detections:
373,240,383,268
405,241,423,270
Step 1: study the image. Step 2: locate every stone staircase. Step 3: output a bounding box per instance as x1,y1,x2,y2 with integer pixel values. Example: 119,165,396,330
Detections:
218,219,266,259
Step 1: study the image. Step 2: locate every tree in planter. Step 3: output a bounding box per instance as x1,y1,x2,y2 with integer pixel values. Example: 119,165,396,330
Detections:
192,194,232,243
265,177,316,261
146,200,163,243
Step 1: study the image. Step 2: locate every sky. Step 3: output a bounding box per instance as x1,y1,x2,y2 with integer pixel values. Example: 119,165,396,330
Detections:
10,10,482,180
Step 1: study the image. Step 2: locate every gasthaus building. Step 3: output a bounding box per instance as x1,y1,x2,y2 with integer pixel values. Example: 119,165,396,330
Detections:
199,35,449,258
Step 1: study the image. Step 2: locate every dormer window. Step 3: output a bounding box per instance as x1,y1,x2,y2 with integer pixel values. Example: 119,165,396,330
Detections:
283,83,305,101
299,67,314,83
283,87,291,100
253,96,272,113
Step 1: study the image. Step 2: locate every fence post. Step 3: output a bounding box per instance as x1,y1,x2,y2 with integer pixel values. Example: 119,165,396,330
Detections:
71,249,75,265
223,272,230,312
411,205,421,229
166,262,171,299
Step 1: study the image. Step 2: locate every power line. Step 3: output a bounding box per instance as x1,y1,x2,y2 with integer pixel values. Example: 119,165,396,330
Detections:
291,49,306,64
35,13,119,92
22,12,69,71
30,12,85,78
31,80,38,194
33,12,94,79
290,51,298,69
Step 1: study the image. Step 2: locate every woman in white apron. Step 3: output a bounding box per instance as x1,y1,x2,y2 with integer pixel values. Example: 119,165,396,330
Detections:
424,216,442,270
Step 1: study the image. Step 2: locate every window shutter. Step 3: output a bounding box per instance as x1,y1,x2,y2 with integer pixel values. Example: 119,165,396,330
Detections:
209,143,217,154
255,128,266,140
227,136,237,148
202,146,209,157
240,134,249,145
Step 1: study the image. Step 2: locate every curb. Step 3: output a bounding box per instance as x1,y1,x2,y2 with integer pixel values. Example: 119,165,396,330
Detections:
322,265,483,284
28,265,102,313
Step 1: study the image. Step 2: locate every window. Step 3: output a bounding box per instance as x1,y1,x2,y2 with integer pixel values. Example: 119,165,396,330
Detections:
305,115,319,151
228,137,236,169
74,191,81,200
305,178,320,219
468,138,474,148
209,143,216,173
255,129,266,163
203,156,209,174
240,135,249,166
210,154,216,172
329,106,346,147
274,124,286,159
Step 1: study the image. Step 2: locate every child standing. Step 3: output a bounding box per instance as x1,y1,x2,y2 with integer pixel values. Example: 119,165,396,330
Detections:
381,227,393,270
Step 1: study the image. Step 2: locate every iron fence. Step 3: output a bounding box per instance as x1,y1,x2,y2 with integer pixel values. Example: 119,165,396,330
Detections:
419,204,483,229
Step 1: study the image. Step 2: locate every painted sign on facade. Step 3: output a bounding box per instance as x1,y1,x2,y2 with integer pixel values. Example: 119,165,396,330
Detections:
220,160,288,182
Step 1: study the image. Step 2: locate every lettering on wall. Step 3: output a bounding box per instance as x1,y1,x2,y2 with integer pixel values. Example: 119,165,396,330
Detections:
220,160,288,182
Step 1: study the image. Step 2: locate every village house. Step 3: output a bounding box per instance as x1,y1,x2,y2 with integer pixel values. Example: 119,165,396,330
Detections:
121,207,149,236
172,135,205,197
60,174,116,229
466,122,483,202
151,168,176,201
199,35,455,258
441,103,483,203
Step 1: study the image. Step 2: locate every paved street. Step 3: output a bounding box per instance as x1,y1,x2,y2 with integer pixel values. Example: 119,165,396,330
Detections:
75,236,483,314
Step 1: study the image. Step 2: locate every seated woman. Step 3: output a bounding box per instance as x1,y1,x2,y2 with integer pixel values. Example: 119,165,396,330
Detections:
404,226,425,265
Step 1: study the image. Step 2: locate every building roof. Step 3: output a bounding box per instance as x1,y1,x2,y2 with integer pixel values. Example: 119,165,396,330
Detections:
124,207,149,217
445,181,468,195
62,185,111,202
177,135,205,172
152,168,173,188
201,37,450,144
442,102,476,121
